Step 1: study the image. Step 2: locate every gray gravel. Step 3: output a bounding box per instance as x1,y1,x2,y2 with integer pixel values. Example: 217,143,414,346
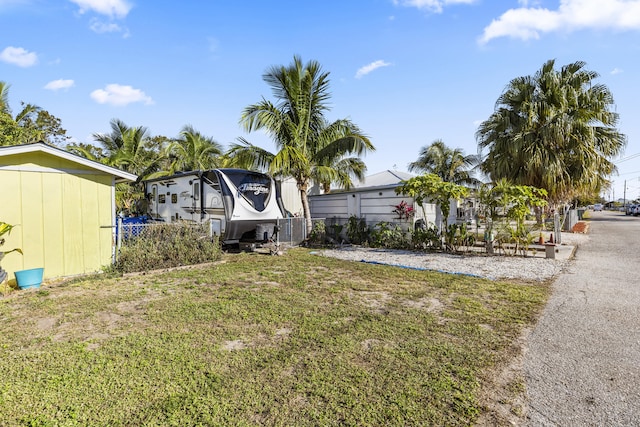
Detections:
320,233,588,282
524,211,640,426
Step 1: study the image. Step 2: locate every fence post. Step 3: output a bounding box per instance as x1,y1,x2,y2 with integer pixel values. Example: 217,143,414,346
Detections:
116,216,123,261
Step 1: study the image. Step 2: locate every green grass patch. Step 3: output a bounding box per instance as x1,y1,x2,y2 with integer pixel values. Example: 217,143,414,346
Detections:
0,249,549,426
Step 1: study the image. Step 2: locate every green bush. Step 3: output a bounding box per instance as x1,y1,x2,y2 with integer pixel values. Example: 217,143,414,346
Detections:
110,223,221,274
309,220,326,244
369,221,408,249
410,222,442,251
346,215,369,244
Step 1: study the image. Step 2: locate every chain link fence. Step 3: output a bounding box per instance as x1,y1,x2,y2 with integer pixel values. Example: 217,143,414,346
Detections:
116,217,312,252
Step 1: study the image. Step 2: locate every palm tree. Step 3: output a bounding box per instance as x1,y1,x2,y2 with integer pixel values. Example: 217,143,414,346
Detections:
0,81,42,145
0,81,10,115
92,119,165,213
65,142,106,161
165,125,223,173
477,59,626,204
228,56,374,234
93,119,163,180
408,139,479,186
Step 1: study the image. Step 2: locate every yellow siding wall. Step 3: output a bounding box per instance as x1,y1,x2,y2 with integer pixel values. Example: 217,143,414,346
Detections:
1,152,114,280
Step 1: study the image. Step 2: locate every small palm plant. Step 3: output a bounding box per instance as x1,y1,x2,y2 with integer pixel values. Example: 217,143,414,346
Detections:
0,222,22,284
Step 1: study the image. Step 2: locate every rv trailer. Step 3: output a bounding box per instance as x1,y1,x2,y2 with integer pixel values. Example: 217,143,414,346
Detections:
142,169,286,246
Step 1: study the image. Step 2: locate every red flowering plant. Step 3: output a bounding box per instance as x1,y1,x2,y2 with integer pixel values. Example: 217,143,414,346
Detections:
392,201,415,221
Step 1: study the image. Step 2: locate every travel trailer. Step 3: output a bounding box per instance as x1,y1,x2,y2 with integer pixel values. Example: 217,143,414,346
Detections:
143,169,287,245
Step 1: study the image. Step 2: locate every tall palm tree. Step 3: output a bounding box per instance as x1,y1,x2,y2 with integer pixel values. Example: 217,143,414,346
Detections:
93,118,163,180
165,125,223,173
477,59,626,204
228,55,374,233
92,119,165,212
408,139,479,186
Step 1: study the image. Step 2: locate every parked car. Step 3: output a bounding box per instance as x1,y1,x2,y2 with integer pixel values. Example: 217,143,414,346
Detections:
593,203,603,212
626,204,636,215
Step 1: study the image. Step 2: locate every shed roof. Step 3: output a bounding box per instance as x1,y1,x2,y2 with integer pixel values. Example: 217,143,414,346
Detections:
0,142,137,183
353,170,415,188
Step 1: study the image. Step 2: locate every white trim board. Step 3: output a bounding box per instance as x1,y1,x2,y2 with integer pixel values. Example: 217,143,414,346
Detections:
0,142,137,183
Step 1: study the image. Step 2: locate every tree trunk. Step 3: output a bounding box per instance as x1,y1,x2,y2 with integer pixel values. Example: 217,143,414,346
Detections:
298,180,313,236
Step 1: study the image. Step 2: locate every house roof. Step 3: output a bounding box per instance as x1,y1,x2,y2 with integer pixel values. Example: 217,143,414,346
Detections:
352,170,415,188
0,142,137,183
311,170,416,195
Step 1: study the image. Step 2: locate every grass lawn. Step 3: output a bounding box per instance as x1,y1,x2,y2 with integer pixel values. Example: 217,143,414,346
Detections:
0,248,549,426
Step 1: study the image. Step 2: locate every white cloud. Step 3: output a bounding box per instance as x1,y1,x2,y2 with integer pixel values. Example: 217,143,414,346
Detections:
90,84,154,106
393,0,477,14
44,79,75,91
69,0,132,18
355,60,392,79
611,67,624,75
89,18,130,36
517,0,542,6
479,0,640,44
90,19,120,33
0,46,38,67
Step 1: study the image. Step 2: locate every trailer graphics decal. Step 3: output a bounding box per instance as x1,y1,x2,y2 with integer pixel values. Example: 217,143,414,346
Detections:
224,170,273,212
238,183,269,195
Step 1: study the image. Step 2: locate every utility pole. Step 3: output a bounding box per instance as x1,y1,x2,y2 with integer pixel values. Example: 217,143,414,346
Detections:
624,179,627,209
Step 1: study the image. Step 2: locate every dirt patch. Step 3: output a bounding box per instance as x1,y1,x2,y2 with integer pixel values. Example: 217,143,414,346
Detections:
274,327,292,337
360,338,381,351
475,329,530,426
222,340,247,351
353,290,392,314
36,317,58,330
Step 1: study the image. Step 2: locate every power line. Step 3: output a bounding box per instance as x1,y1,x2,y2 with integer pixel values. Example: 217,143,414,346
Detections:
615,153,640,164
617,170,640,176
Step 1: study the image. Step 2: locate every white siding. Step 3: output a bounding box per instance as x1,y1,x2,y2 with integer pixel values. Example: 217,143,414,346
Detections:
309,194,349,218
309,188,440,229
279,178,303,216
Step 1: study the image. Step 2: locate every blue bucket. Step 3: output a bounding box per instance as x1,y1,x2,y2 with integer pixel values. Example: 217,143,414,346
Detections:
15,268,44,289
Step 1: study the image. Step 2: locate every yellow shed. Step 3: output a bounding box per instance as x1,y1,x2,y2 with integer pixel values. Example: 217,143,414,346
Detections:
0,142,137,281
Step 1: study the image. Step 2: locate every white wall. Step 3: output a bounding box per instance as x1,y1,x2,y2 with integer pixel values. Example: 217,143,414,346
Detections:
309,187,439,229
279,178,304,216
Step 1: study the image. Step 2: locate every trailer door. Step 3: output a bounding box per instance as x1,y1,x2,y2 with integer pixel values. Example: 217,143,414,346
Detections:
151,184,158,217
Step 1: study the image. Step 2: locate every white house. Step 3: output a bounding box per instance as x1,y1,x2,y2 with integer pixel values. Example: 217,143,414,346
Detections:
308,170,456,231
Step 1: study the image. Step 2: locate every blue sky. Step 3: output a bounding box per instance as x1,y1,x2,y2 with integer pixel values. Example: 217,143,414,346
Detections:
2,0,640,200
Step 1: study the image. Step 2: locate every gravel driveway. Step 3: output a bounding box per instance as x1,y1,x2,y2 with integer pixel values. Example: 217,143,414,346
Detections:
321,234,586,283
524,211,640,425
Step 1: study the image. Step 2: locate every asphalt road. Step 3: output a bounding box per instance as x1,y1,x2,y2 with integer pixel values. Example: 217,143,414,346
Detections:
525,210,640,426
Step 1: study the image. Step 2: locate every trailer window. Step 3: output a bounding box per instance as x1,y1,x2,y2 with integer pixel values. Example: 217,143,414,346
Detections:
222,170,272,212
193,182,200,200
159,194,166,204
171,193,178,204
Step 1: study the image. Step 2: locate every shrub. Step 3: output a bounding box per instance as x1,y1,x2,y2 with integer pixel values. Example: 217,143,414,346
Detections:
346,216,369,244
309,220,326,244
369,221,408,249
110,223,221,274
410,222,442,251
